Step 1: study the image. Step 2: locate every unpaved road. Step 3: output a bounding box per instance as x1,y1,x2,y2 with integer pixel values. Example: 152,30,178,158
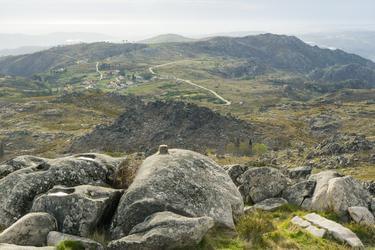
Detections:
149,62,231,105
96,62,104,81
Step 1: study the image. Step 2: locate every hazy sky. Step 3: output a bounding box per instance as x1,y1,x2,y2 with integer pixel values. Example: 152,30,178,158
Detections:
1,0,374,39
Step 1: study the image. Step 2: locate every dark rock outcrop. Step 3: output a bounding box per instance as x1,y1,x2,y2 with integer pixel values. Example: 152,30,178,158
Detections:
70,101,254,155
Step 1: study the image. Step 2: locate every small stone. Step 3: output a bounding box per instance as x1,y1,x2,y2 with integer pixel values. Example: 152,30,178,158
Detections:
158,145,169,154
291,216,311,228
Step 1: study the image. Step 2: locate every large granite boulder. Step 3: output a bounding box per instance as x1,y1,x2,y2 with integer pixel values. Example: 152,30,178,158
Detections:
308,170,342,211
282,180,316,206
110,148,243,239
108,211,214,250
32,185,123,237
0,212,57,247
326,176,372,215
47,231,104,250
238,167,289,204
0,153,125,228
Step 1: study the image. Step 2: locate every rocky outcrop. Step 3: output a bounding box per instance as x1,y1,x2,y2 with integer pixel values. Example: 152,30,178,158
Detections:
304,213,364,249
32,185,123,237
110,148,243,239
108,212,214,250
313,134,373,156
70,101,254,155
0,213,57,247
0,153,125,228
348,207,375,226
238,167,289,204
47,231,104,250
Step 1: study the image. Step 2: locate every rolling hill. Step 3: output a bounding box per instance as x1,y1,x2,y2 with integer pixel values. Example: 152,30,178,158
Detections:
0,33,374,88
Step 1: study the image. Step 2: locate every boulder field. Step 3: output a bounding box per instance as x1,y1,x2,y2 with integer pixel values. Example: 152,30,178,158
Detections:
0,146,372,249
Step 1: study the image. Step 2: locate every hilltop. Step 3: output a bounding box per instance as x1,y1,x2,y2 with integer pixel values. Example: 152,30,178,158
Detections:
138,33,196,44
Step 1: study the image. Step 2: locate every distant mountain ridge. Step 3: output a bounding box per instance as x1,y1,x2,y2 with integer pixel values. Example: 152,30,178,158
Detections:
0,33,374,89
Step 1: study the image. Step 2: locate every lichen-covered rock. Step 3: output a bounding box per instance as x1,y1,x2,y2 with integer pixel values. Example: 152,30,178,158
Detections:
308,170,342,211
0,212,57,247
238,167,289,203
326,176,372,215
282,180,316,206
0,153,125,228
110,149,243,239
108,211,214,250
32,185,123,237
285,166,312,180
348,207,375,226
224,164,247,186
47,231,104,250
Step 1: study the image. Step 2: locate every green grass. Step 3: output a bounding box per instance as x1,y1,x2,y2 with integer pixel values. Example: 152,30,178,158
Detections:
56,240,85,250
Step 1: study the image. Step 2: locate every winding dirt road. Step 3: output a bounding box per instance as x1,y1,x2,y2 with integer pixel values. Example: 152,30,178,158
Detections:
96,62,104,81
149,62,231,105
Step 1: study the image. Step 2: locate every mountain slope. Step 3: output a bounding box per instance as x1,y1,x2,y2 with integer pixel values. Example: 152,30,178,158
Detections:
138,34,196,44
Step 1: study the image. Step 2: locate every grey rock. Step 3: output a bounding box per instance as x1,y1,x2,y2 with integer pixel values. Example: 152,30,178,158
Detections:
0,244,55,250
47,231,104,250
0,212,57,247
253,198,288,211
224,164,247,186
110,149,243,239
304,213,364,249
238,167,289,203
306,225,326,238
0,153,125,228
308,170,342,211
108,211,214,250
282,180,316,206
291,216,311,228
326,176,371,215
286,166,312,180
348,206,375,226
32,185,123,237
